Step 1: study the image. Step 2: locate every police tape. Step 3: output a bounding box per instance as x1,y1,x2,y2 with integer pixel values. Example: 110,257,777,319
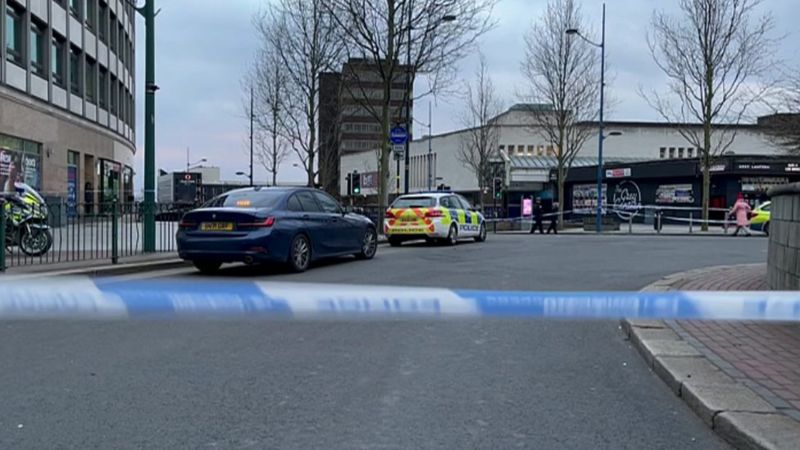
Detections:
0,278,799,321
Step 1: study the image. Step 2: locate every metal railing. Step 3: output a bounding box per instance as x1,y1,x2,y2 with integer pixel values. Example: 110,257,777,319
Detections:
1,199,191,271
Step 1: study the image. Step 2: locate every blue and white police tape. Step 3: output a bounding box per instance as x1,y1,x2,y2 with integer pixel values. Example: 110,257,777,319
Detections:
1,278,799,321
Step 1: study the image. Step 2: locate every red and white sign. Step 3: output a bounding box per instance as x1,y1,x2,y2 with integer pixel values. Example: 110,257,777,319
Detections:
605,168,631,178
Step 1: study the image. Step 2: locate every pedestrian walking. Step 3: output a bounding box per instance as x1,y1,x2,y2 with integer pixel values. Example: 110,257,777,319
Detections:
728,193,752,237
530,198,544,234
547,201,559,234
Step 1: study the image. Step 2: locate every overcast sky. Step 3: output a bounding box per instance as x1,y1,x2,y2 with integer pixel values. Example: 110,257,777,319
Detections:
132,0,798,190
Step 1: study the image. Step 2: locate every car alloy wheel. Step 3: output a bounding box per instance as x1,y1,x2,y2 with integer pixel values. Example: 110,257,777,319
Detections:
291,234,311,272
358,228,378,259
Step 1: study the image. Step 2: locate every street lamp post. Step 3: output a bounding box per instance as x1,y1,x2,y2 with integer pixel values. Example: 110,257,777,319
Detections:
133,0,158,252
567,3,606,233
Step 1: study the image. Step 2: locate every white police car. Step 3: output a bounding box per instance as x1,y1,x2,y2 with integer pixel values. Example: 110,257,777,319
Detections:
384,192,487,246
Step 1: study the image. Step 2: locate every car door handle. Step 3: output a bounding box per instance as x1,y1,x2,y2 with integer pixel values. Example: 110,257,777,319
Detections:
302,214,310,219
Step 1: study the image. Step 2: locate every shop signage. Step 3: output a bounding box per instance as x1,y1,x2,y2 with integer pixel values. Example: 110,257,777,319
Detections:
612,180,642,219
572,184,607,210
737,163,771,171
605,168,631,178
361,171,379,189
522,198,533,217
656,184,694,204
786,163,800,173
740,177,789,193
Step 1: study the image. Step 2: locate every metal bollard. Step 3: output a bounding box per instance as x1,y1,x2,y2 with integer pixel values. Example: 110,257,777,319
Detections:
628,214,633,234
111,198,119,264
657,212,662,234
689,213,693,234
0,200,5,272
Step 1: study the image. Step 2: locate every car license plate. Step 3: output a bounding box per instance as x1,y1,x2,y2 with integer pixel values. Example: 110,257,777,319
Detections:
201,222,234,231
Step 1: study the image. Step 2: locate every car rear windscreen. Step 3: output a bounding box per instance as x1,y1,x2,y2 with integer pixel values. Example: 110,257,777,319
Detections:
392,196,436,208
205,191,285,208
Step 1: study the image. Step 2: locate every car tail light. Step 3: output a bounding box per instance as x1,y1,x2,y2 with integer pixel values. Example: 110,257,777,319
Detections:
179,219,196,229
425,209,444,218
242,217,276,228
385,210,395,219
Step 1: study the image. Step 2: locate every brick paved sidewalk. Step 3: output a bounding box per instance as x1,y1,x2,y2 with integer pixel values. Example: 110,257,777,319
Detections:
658,264,800,422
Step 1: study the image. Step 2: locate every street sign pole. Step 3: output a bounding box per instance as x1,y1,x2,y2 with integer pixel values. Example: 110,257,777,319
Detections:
390,126,408,195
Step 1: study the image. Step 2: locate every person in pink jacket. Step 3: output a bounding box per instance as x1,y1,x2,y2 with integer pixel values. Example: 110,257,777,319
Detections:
728,193,752,237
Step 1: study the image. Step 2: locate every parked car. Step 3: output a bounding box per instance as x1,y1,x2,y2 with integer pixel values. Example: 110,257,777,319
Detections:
384,192,487,246
750,201,771,235
176,187,378,273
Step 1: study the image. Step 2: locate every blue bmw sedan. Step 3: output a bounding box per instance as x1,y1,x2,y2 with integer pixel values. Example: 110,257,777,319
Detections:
176,187,378,273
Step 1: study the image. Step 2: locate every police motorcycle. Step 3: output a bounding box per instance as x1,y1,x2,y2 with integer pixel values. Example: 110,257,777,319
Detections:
2,182,53,257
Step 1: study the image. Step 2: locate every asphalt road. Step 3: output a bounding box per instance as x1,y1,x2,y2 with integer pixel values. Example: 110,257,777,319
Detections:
0,234,768,449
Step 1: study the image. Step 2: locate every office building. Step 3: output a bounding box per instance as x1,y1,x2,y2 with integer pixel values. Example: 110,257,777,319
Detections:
1,0,136,207
318,58,413,196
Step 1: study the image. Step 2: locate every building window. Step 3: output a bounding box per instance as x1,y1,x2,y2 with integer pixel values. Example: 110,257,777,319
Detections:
109,12,117,52
669,147,675,159
659,147,666,159
5,5,24,66
85,59,97,104
507,145,515,154
98,2,108,43
527,145,534,156
678,147,684,158
70,46,82,96
118,25,125,64
70,0,82,18
0,133,43,190
687,147,694,158
118,83,125,123
547,145,556,157
99,68,108,109
498,145,505,152
85,0,97,30
30,21,48,77
52,35,66,87
109,77,117,115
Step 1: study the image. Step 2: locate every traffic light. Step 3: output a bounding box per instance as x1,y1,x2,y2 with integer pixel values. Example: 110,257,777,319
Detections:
352,171,361,195
493,178,503,199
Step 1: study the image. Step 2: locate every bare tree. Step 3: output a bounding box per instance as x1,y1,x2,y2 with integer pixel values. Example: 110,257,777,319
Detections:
521,0,600,228
326,0,497,228
458,53,503,210
246,23,292,186
643,0,776,230
252,0,344,187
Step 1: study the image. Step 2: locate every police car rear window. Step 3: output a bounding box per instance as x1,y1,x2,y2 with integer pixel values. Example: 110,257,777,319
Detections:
392,197,436,208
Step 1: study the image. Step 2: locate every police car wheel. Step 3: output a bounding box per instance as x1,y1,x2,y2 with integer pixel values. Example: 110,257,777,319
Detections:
446,224,458,246
764,222,770,236
474,223,487,242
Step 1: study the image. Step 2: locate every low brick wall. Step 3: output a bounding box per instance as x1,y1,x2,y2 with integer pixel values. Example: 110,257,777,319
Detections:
767,183,800,290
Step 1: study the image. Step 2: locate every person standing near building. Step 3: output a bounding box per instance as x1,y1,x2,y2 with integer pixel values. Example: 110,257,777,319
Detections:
728,193,752,237
547,201,559,234
530,198,544,234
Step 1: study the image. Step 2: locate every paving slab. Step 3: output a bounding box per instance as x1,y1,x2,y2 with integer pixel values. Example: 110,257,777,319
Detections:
682,382,776,428
715,412,800,450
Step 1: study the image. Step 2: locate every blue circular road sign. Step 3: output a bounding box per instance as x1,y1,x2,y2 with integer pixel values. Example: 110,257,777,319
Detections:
390,126,408,145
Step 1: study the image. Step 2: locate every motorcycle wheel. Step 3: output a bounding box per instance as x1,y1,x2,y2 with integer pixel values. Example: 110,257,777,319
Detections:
20,227,53,257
